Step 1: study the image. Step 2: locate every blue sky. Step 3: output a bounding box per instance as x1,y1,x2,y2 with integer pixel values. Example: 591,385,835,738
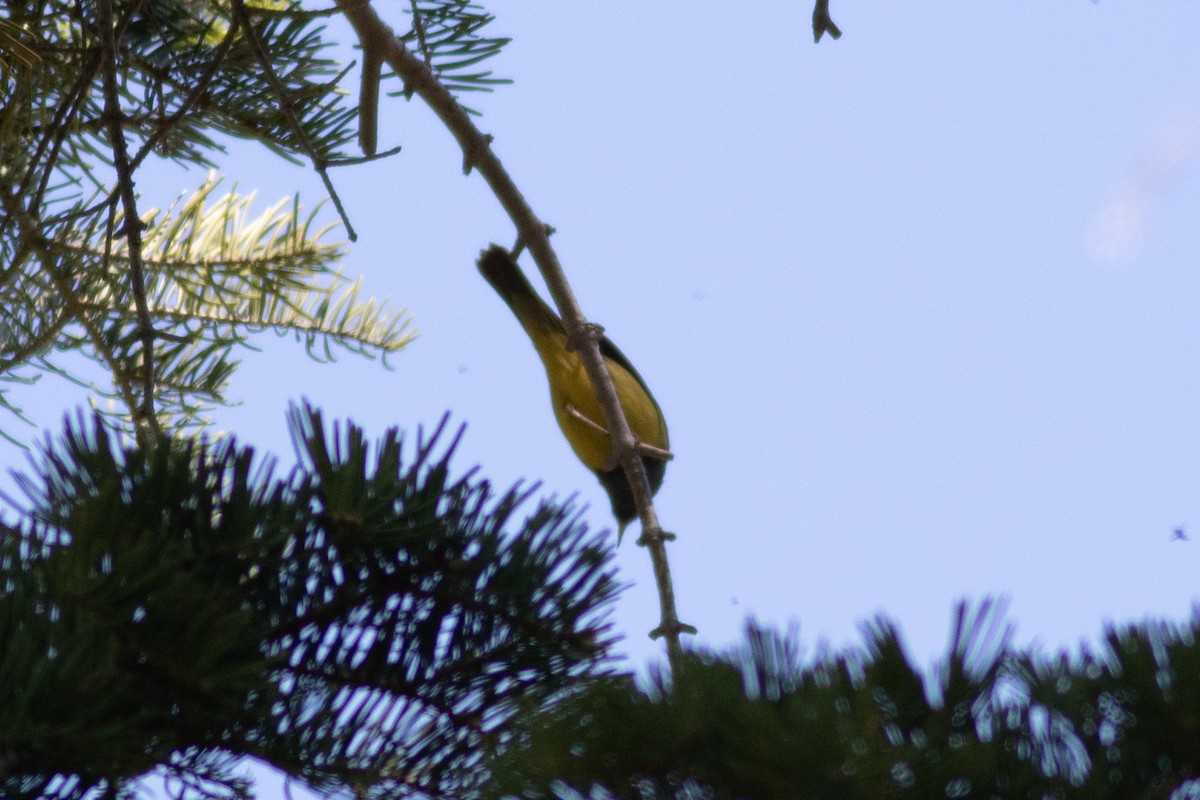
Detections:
7,0,1200,695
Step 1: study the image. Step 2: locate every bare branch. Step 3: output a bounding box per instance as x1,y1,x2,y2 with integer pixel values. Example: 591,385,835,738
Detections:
334,0,694,669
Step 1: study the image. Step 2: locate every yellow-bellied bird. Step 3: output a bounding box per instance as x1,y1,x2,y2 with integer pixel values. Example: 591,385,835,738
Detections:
477,245,670,535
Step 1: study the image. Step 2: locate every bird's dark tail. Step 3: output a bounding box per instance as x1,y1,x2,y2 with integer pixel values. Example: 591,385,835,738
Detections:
477,246,564,337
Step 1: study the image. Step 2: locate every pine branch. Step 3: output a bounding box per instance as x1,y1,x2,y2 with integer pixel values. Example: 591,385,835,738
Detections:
4,174,412,437
227,0,358,239
0,0,391,442
488,600,1200,799
0,406,620,800
394,1,511,110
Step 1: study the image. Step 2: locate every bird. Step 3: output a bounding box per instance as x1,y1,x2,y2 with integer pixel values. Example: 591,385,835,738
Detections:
476,245,670,535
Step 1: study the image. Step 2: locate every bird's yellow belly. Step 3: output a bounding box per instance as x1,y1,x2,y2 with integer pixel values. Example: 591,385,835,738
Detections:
546,350,667,472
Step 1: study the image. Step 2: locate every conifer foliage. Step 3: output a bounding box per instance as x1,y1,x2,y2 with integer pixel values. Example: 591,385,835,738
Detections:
3,1,1200,798
491,602,1200,799
1,405,619,799
0,0,414,439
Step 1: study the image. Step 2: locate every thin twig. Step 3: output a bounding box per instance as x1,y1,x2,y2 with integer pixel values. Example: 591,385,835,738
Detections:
326,145,404,167
127,11,241,172
334,0,694,670
13,52,97,239
96,0,161,442
408,0,432,66
228,0,359,241
0,300,72,371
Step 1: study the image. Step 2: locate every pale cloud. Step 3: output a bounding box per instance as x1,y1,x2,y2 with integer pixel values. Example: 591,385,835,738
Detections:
1086,114,1200,265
